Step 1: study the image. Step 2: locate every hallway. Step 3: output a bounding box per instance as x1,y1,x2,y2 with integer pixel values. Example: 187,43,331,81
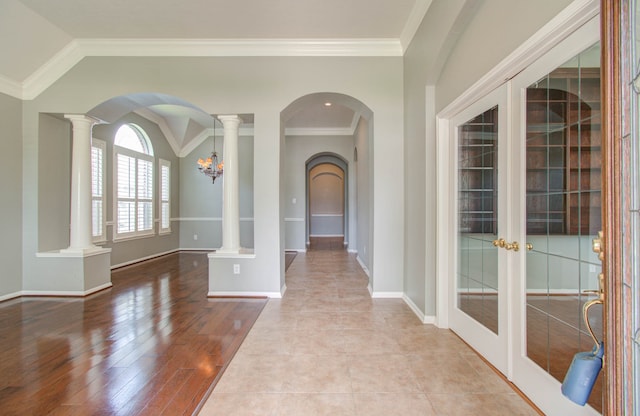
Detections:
200,244,539,415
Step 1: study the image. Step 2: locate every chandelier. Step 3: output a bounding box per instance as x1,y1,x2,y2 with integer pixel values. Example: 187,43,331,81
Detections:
197,119,224,183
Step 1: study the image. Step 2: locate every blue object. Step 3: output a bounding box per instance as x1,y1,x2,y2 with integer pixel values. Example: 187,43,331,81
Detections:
561,342,604,406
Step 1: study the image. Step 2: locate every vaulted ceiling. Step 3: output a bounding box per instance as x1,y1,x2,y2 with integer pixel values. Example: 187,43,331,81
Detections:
1,0,471,155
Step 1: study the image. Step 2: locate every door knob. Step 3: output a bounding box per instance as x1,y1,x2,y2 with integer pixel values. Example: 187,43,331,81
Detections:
505,241,520,252
526,243,533,251
493,238,505,248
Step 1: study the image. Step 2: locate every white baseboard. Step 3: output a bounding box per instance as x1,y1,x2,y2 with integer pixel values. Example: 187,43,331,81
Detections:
402,294,436,324
356,255,370,277
207,291,282,298
285,249,306,253
371,291,403,298
179,247,217,252
347,249,357,254
0,291,22,302
22,282,113,297
111,249,179,269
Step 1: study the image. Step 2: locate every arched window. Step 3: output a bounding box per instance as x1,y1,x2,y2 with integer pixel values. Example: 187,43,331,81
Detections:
114,124,155,239
114,124,153,155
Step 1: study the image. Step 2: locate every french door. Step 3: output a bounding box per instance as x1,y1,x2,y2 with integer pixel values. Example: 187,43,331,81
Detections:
449,85,509,375
448,16,602,416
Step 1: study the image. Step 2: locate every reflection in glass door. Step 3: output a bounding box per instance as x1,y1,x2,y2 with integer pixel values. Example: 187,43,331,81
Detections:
449,86,508,374
458,107,499,334
524,43,603,412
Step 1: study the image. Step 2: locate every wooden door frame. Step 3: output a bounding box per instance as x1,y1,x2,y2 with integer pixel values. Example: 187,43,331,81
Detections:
600,1,629,414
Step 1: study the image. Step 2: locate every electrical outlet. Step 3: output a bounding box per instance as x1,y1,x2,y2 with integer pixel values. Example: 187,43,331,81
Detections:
292,198,297,204
193,234,198,241
233,264,240,274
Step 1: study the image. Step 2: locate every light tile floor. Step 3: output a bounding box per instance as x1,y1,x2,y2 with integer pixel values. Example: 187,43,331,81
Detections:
199,249,539,416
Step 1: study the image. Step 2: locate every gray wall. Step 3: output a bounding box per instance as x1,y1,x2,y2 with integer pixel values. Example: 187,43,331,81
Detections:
435,0,573,112
179,132,254,250
20,55,404,296
354,117,372,272
0,92,22,298
402,0,574,316
38,114,70,252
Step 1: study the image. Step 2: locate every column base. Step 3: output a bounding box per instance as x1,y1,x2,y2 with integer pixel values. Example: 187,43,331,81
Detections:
33,248,112,294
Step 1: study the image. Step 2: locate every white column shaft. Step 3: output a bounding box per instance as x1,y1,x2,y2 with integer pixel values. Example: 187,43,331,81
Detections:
65,114,98,251
218,115,242,253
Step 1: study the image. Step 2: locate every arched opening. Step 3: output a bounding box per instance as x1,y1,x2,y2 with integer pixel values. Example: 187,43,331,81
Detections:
306,154,348,249
280,92,374,280
75,93,254,262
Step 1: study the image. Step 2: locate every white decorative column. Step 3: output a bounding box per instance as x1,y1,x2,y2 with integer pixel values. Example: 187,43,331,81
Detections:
218,115,242,253
63,114,99,252
32,114,111,296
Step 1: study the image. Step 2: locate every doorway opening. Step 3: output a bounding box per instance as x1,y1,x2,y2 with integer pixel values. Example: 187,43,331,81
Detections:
306,154,348,251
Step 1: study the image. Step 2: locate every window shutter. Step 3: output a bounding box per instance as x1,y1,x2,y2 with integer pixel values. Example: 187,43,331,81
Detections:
91,139,106,241
160,160,171,233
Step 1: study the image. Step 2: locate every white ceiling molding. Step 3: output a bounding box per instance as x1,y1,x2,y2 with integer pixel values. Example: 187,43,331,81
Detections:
349,110,363,134
285,127,355,137
0,74,22,99
21,40,84,101
133,107,182,157
2,38,403,101
399,0,434,52
76,38,403,57
180,127,215,158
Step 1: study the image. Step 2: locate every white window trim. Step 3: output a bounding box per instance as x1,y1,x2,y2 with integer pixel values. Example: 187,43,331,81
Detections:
91,138,106,243
159,159,171,234
113,144,155,241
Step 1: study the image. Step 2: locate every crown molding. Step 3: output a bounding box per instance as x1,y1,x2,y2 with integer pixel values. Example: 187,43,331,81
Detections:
21,40,85,101
76,38,403,57
350,110,363,133
0,74,23,99
180,127,214,158
400,0,434,52
1,38,403,100
285,127,355,136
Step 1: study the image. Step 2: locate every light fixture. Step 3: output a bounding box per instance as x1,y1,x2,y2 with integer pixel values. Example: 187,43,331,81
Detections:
197,118,224,183
324,102,332,107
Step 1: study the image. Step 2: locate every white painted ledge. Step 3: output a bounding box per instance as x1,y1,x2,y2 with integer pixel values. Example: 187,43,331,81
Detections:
37,247,111,258
208,248,256,259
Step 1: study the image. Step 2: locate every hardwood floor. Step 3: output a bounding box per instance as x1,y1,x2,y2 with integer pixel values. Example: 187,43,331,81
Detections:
0,252,266,416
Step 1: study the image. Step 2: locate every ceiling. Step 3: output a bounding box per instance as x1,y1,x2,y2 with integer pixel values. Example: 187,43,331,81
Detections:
0,0,469,156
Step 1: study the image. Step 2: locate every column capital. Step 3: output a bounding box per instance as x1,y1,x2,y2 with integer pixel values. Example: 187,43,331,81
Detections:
217,114,242,127
64,114,101,126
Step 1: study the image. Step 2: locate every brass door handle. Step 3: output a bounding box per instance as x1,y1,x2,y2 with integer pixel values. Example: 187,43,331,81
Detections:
493,238,521,252
592,230,604,262
526,243,533,251
505,241,520,252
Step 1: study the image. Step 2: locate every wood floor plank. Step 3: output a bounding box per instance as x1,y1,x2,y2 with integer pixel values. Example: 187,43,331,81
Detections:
0,252,266,416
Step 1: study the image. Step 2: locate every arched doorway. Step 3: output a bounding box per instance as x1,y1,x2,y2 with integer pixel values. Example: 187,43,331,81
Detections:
306,154,348,249
280,92,373,265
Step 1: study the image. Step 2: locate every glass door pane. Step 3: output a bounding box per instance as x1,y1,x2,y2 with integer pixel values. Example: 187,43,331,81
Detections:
458,106,499,334
524,42,603,412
